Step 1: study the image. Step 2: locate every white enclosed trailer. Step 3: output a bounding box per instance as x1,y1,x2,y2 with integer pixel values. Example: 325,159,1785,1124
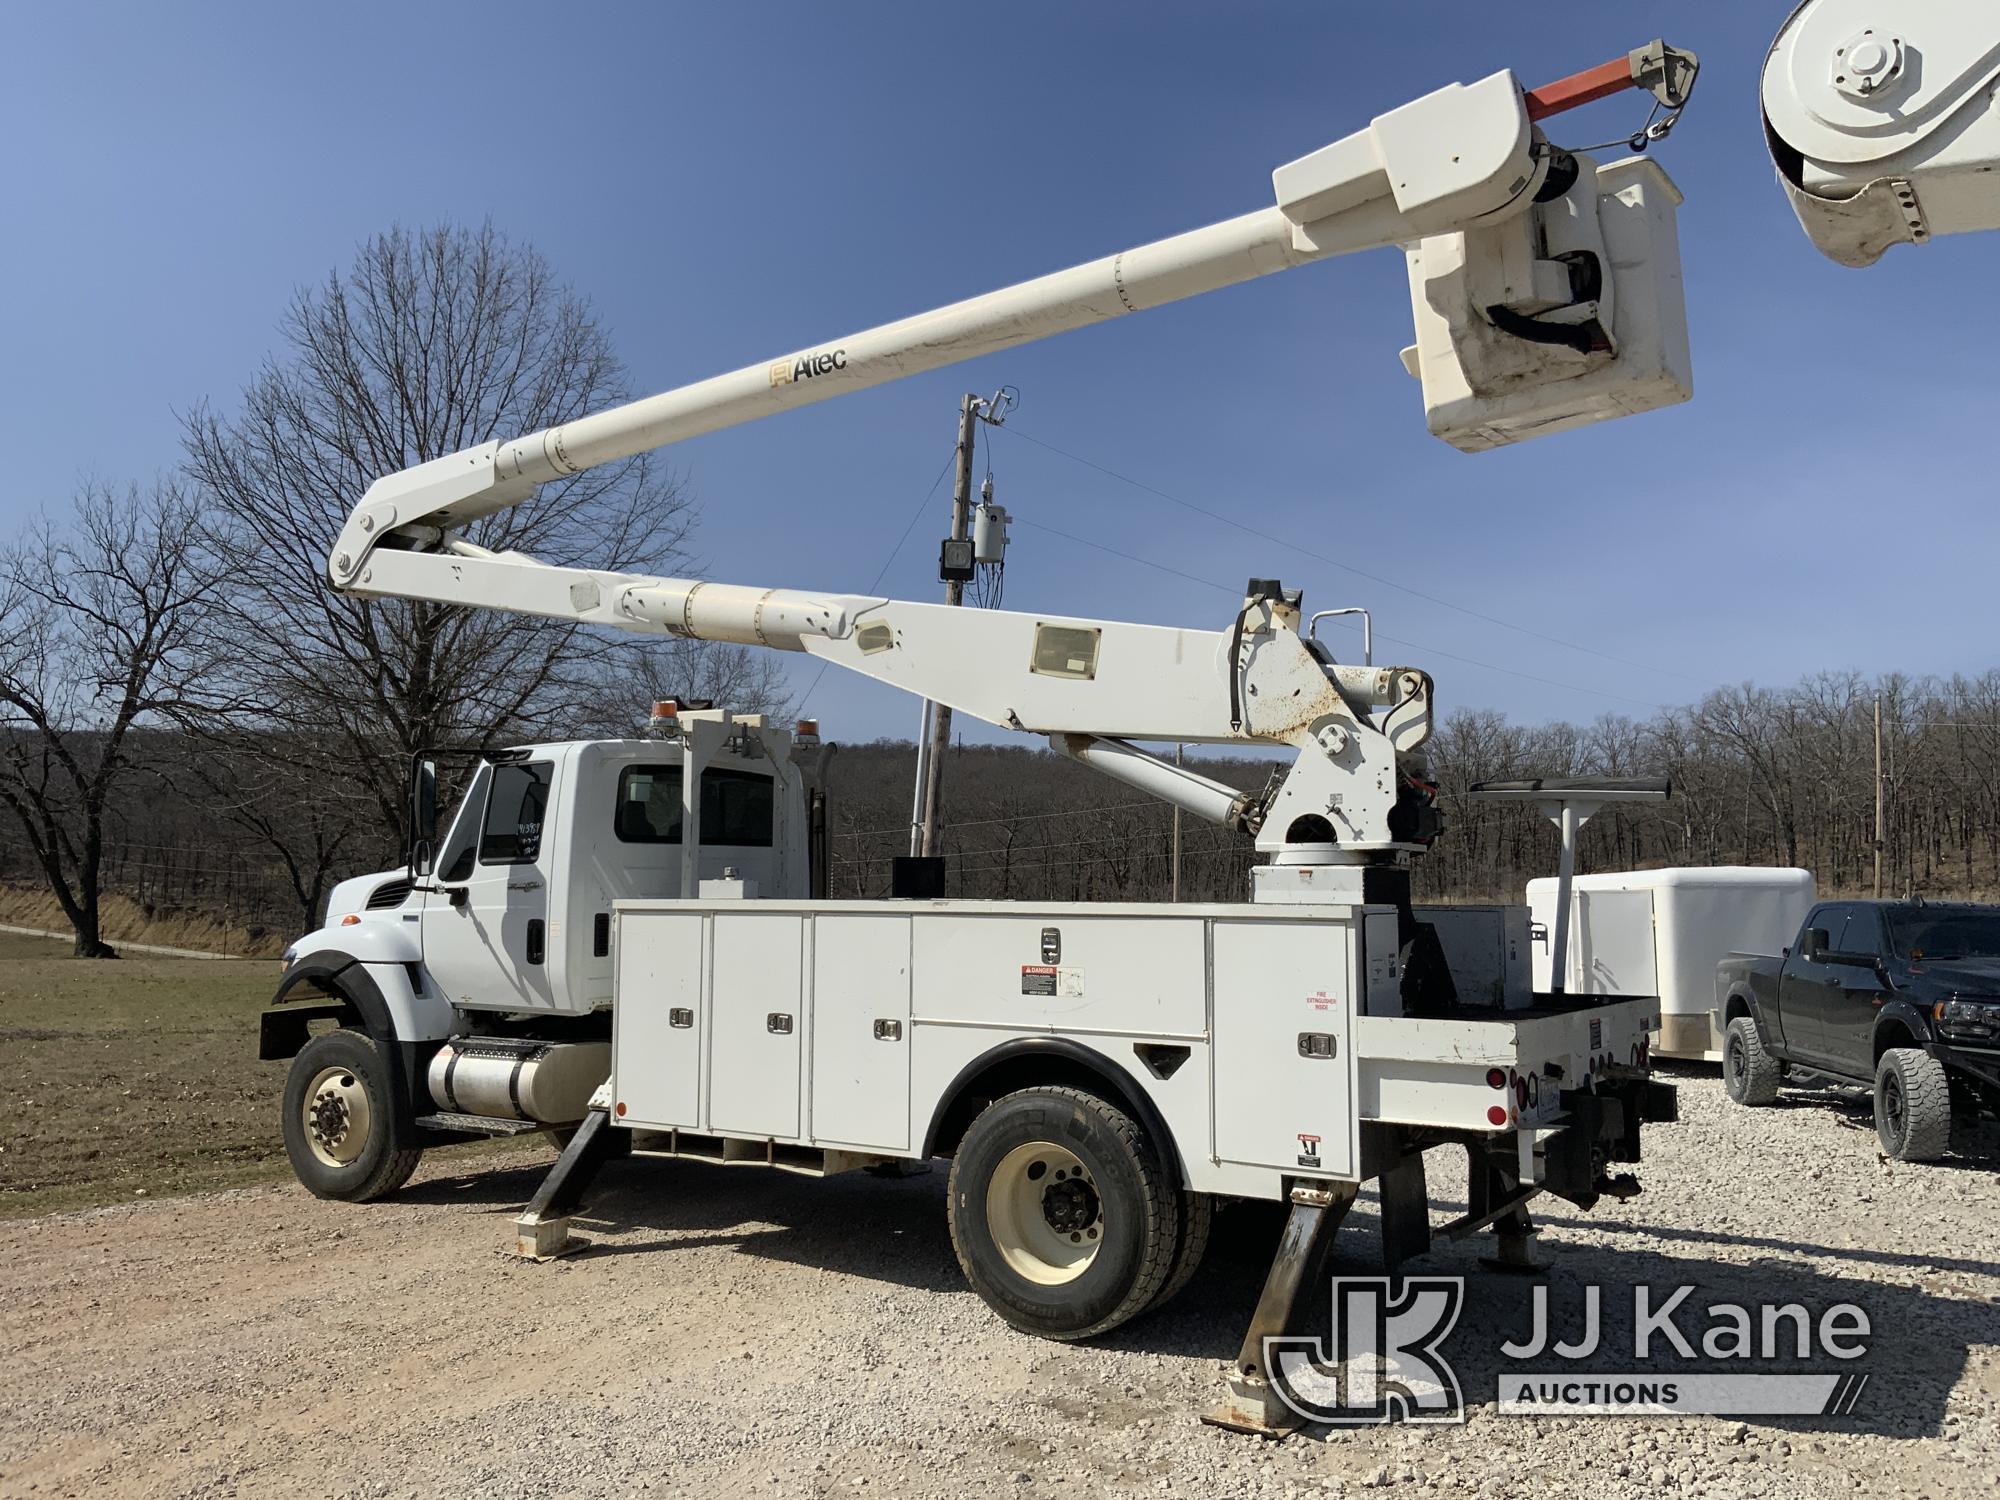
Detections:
1526,867,1817,1060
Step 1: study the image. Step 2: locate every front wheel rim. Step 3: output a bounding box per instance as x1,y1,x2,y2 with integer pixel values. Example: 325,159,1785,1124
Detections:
985,1141,1104,1286
1882,1074,1905,1141
303,1065,373,1168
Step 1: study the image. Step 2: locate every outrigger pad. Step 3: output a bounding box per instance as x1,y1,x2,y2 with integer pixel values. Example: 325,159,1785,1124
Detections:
1202,1185,1358,1438
509,1105,619,1261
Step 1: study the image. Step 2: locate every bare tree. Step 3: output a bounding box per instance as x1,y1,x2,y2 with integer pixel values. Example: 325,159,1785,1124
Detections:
182,737,381,929
0,481,233,956
572,636,791,738
183,222,704,839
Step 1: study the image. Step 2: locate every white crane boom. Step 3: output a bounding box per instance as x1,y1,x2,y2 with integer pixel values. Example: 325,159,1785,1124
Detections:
326,45,1697,864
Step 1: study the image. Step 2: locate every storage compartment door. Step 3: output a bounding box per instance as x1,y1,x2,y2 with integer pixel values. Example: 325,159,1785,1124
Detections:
1570,890,1657,995
708,912,805,1139
1211,919,1357,1179
810,915,911,1150
611,911,705,1129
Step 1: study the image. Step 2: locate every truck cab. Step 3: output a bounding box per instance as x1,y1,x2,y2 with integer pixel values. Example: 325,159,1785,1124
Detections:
407,734,812,1016
1717,900,2000,1160
260,714,823,1200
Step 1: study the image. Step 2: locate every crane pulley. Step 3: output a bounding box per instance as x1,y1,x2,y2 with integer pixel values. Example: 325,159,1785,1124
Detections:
1764,0,2000,265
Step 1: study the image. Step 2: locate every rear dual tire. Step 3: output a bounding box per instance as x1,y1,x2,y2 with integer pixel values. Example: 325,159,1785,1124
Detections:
947,1087,1187,1340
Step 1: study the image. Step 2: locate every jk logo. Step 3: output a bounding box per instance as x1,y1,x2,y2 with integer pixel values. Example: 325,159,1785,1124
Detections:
1266,1277,1466,1425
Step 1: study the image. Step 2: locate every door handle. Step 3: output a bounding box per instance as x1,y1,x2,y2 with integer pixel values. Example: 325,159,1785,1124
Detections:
508,879,543,892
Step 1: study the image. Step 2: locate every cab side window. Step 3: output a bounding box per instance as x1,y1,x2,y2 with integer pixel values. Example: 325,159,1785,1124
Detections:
480,762,552,864
1837,906,1882,959
614,764,774,847
616,765,684,843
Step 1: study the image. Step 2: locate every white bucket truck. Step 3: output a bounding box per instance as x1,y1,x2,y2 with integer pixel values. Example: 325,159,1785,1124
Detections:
264,42,1706,1431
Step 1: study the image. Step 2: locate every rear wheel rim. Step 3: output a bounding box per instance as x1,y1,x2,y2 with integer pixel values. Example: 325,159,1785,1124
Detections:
985,1142,1104,1286
303,1065,372,1168
1727,1034,1746,1089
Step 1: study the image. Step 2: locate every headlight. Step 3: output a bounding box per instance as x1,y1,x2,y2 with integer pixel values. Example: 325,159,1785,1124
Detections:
1935,998,2000,1039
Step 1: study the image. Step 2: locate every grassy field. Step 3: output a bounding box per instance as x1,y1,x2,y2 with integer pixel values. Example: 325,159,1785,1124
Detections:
0,931,290,1217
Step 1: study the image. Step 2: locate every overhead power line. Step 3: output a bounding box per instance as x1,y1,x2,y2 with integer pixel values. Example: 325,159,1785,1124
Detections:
1014,517,1669,712
797,443,958,713
998,424,1702,686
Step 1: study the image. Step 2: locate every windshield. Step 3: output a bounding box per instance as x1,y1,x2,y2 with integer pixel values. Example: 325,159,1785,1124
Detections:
1886,908,2000,961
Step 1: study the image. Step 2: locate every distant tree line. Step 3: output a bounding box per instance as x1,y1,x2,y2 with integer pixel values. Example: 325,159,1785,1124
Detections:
823,672,2000,907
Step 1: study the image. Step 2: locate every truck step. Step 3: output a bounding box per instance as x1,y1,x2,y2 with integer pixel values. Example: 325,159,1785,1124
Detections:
626,1128,895,1177
415,1111,546,1137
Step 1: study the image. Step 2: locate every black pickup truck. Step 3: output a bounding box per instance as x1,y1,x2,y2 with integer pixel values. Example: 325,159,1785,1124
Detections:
1715,900,2000,1160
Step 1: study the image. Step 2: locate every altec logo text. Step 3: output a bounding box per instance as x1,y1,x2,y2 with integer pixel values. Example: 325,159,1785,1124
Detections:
769,348,848,386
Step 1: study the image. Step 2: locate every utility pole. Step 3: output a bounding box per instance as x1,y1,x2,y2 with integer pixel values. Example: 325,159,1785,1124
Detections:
918,394,982,858
1171,744,1184,901
1873,693,1885,899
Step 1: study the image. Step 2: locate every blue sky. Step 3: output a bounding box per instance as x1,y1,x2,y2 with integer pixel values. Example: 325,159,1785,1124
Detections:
4,3,1995,745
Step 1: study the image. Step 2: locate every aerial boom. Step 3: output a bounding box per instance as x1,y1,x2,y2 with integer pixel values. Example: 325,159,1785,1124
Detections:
330,54,1696,589
328,45,1698,864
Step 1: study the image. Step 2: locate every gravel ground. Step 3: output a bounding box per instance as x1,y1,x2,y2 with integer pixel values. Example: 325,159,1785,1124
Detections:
1,1066,1995,1500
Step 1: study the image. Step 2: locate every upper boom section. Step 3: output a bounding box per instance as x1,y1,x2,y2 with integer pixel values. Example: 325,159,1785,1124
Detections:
329,50,1695,591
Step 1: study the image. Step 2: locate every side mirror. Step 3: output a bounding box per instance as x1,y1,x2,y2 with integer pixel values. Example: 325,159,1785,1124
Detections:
1800,928,1829,962
408,754,439,878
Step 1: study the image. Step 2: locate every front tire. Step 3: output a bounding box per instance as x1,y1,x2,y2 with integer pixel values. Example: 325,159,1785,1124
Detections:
1875,1047,1952,1162
282,1029,423,1201
947,1087,1178,1341
1723,1016,1780,1106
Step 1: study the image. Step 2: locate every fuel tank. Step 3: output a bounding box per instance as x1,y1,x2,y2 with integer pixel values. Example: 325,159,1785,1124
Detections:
427,1037,610,1124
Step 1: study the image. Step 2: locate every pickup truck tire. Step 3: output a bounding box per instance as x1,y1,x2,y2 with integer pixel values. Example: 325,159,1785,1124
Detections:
1874,1048,1953,1162
1723,1016,1781,1106
947,1087,1178,1341
281,1029,423,1202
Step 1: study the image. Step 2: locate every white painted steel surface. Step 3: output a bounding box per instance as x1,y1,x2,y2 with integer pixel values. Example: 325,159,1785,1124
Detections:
707,913,805,1139
811,915,913,1150
610,910,705,1129
1210,918,1359,1179
605,898,1658,1201
1764,1,2000,264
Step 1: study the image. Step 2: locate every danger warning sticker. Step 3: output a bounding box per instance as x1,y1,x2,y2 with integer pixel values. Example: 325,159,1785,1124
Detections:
1021,965,1085,998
